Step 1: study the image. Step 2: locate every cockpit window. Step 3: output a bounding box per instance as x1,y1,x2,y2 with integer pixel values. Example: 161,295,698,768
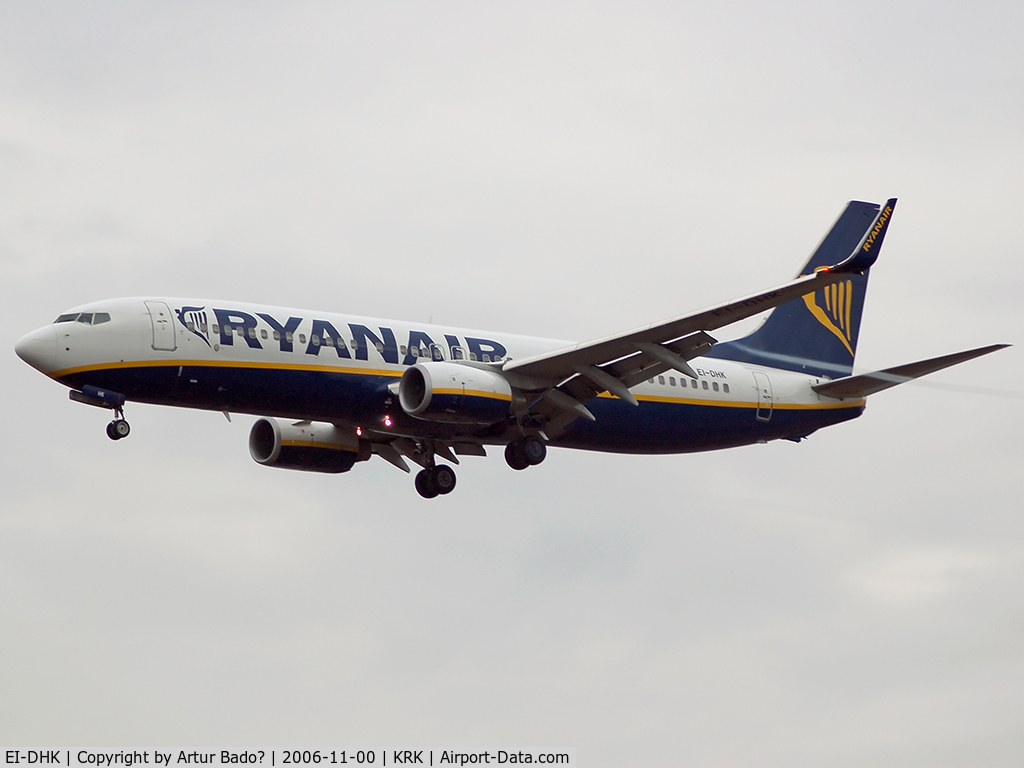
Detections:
54,311,112,325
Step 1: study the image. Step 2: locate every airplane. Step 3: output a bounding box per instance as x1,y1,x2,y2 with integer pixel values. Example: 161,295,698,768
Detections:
14,198,1008,498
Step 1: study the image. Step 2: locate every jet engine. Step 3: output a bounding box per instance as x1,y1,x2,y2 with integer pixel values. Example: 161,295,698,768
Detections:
398,361,513,425
249,418,370,474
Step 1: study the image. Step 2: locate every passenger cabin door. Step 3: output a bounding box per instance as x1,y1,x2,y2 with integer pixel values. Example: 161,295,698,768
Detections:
145,301,177,351
752,371,773,422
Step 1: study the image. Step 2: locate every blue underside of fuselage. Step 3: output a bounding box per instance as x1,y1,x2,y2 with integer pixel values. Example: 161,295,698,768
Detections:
58,364,864,454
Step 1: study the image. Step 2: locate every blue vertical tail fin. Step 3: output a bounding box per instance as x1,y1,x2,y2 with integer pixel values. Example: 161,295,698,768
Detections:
706,198,896,378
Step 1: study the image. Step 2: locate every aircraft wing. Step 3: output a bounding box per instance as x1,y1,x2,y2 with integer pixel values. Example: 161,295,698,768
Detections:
811,344,1010,399
506,269,854,382
502,200,896,433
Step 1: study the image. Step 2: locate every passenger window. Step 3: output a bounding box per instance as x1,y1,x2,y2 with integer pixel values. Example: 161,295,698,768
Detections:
691,379,697,389
483,354,491,362
77,313,93,324
312,334,321,346
411,346,419,357
658,376,665,385
375,342,384,354
261,329,268,340
248,327,256,339
299,334,307,344
93,312,111,324
453,347,464,360
669,377,676,386
470,352,478,361
702,380,709,390
273,330,281,341
324,336,334,347
723,383,730,393
237,327,245,337
223,324,231,334
712,382,719,391
648,378,654,384
285,331,293,343
187,321,196,332
400,345,407,356
213,324,220,334
200,322,208,334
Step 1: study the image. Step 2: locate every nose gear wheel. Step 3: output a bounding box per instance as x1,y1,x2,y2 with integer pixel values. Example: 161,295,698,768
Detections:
106,419,131,440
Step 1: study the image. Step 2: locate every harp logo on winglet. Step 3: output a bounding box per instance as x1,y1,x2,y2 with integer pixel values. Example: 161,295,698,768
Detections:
802,278,855,356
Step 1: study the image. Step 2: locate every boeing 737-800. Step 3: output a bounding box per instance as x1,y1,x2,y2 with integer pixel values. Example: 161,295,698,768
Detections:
14,198,1007,497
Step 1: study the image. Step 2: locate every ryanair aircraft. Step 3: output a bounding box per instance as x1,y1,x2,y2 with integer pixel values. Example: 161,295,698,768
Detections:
15,199,1007,498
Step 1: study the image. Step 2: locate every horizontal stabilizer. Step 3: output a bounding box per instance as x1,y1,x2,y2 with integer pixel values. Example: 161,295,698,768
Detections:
812,344,1010,399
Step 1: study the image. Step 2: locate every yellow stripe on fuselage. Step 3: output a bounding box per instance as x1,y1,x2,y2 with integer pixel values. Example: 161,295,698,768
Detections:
53,359,863,411
52,358,403,379
596,391,864,410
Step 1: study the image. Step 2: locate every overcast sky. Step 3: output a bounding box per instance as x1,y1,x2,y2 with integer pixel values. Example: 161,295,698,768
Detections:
2,2,1023,765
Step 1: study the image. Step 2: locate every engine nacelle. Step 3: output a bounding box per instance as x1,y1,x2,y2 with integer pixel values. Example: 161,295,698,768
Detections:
248,418,370,474
399,361,513,425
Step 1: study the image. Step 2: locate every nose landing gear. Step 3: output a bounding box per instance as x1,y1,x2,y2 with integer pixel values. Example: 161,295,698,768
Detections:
68,386,131,441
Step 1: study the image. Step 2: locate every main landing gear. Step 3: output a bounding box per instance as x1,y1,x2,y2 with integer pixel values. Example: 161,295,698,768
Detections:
504,435,546,470
415,464,457,499
410,435,546,498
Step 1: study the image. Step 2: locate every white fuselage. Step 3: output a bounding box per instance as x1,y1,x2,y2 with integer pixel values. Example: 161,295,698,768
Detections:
16,296,864,456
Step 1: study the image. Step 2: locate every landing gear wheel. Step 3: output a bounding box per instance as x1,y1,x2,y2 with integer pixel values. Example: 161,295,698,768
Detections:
505,437,546,469
107,419,130,440
504,442,530,470
415,469,439,499
433,464,457,495
523,436,547,465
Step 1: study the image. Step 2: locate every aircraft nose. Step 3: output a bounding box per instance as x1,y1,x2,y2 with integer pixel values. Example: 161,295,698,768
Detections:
15,325,58,373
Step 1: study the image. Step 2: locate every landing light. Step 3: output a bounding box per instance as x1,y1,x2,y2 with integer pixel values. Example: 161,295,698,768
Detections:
356,426,362,436
383,415,393,427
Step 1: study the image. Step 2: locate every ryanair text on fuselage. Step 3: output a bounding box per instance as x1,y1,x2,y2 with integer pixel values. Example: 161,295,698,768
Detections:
179,305,508,366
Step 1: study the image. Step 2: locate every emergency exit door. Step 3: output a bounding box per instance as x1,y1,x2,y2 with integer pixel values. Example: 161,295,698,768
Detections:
752,371,773,422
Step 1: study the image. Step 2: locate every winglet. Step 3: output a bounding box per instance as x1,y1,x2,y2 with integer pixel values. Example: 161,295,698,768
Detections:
832,197,897,273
